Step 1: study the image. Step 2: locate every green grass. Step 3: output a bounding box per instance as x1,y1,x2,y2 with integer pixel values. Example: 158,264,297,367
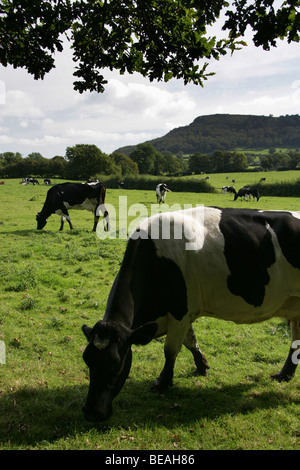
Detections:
1,177,300,450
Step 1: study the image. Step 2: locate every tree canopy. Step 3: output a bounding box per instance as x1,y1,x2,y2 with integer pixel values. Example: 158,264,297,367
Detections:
0,0,299,93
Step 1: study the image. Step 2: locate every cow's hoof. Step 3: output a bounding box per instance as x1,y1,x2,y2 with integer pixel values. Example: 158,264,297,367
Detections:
271,372,293,382
194,366,209,377
149,378,171,393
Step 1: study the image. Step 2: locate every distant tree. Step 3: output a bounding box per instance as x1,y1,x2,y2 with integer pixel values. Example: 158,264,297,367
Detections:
129,143,157,174
65,144,113,179
27,152,44,160
112,152,139,176
48,156,67,178
188,153,212,174
0,151,22,166
211,151,248,173
231,152,248,171
287,151,300,170
161,154,182,175
260,156,274,171
152,152,165,176
211,151,227,173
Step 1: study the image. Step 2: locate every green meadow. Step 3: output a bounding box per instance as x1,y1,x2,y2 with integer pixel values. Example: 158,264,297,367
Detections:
1,174,300,450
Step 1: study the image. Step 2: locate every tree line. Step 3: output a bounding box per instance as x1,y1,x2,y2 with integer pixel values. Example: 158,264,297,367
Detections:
1,144,300,180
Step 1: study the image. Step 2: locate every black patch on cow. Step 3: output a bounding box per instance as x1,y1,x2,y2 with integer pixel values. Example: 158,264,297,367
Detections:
131,237,188,325
219,208,276,307
263,211,300,271
107,236,188,327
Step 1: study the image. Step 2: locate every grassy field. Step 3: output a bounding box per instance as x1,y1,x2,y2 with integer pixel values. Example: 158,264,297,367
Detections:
1,175,300,450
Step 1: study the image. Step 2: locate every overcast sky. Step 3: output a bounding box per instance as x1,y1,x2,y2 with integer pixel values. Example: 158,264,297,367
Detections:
0,28,300,159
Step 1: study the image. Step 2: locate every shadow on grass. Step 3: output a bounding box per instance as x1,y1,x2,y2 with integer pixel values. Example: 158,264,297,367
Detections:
0,374,299,448
0,229,84,236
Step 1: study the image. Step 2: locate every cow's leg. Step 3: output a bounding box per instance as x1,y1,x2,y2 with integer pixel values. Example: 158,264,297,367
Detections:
60,214,73,230
272,320,300,382
150,321,190,393
57,201,73,230
183,326,210,376
66,215,74,230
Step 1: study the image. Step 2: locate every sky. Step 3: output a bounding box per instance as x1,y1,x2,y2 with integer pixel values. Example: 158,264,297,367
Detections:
0,23,300,159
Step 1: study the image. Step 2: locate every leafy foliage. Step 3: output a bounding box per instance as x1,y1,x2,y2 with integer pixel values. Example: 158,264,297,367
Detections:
1,1,299,92
65,144,114,179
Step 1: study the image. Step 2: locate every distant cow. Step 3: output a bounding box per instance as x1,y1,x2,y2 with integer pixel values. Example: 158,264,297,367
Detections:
156,183,171,204
36,182,110,232
21,177,39,185
44,179,52,185
82,206,300,422
222,186,236,196
234,187,260,202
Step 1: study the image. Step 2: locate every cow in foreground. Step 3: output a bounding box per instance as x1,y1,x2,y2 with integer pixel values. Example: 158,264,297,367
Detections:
156,183,171,204
82,206,300,422
36,182,109,232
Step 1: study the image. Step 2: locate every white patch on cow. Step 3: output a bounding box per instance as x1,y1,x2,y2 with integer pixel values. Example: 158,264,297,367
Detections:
63,198,98,212
290,211,300,220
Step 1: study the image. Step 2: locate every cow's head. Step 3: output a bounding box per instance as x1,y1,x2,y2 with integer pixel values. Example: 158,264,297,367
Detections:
36,213,47,230
81,320,158,422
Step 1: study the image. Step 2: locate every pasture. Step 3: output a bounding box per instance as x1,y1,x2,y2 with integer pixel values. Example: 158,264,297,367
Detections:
1,176,300,450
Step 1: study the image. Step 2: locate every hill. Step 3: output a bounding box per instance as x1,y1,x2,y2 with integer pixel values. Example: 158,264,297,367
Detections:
116,114,300,156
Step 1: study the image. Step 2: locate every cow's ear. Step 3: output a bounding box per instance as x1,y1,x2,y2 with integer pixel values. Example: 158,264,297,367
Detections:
82,324,93,341
129,322,158,346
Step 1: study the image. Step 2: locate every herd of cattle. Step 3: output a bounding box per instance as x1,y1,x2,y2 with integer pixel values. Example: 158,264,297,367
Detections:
14,175,300,422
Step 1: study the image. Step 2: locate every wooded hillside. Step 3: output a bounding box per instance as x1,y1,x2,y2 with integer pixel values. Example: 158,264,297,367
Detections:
117,114,300,156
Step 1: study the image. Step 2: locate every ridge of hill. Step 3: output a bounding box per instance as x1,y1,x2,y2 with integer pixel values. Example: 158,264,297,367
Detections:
116,114,300,156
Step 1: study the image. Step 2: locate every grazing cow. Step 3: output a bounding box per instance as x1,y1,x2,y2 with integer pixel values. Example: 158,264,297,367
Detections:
44,179,52,185
222,186,236,196
36,182,109,232
248,187,260,201
82,206,300,422
234,187,260,202
234,187,250,201
156,183,171,204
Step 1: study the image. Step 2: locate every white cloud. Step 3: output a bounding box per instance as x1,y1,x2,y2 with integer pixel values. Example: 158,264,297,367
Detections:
0,135,13,144
3,90,44,119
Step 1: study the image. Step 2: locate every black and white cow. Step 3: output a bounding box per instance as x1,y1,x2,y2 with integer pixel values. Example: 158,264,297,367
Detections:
156,183,171,204
222,185,236,196
21,177,39,185
234,187,260,202
82,206,300,422
36,182,110,232
249,187,260,201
